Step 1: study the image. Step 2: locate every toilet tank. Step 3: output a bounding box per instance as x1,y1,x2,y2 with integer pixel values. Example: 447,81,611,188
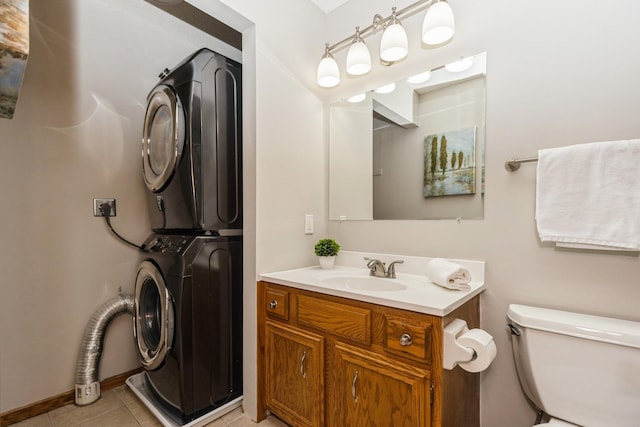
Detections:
507,304,640,427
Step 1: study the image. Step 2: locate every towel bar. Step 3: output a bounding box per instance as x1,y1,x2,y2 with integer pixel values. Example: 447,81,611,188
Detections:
505,156,538,172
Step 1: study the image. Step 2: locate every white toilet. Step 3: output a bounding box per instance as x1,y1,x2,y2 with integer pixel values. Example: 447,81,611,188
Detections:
507,304,640,427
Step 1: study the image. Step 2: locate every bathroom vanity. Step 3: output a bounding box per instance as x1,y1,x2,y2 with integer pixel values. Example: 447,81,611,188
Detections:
256,252,485,427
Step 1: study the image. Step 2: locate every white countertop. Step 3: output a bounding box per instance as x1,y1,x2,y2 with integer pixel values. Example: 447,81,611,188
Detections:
259,251,486,317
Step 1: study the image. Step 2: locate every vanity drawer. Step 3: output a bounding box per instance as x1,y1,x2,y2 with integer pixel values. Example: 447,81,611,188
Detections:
265,287,289,320
384,315,432,363
297,294,371,345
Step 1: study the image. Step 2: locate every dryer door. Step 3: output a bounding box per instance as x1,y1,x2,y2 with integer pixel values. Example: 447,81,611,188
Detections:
134,260,174,370
142,85,185,192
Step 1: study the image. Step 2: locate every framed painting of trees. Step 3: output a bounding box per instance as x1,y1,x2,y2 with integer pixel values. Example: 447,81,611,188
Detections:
0,0,29,120
423,126,476,197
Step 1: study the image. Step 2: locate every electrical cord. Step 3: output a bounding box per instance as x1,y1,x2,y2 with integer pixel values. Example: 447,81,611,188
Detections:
99,203,146,251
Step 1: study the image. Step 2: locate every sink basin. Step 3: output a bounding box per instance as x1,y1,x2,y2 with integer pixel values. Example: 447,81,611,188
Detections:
320,275,411,292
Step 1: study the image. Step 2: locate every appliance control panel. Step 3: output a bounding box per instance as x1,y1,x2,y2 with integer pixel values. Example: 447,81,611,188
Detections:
144,235,192,254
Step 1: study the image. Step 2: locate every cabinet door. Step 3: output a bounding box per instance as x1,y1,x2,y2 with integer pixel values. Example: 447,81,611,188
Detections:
334,342,431,427
265,321,325,427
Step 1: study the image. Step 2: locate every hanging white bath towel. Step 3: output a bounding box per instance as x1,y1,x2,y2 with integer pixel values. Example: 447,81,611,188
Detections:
535,139,640,251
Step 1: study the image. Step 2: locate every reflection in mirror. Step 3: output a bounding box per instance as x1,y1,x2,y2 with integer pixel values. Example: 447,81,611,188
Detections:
329,52,487,221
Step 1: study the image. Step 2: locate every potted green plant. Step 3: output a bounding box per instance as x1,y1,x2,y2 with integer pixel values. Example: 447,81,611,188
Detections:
314,238,340,269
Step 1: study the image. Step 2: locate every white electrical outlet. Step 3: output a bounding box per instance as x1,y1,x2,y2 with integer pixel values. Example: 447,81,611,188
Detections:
304,214,314,234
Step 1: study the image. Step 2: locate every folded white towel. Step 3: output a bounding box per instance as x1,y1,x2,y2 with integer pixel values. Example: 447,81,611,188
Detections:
426,258,471,291
535,139,640,251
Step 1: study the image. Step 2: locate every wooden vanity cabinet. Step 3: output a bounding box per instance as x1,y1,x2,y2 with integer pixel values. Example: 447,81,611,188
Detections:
334,342,431,427
257,281,480,427
264,321,324,427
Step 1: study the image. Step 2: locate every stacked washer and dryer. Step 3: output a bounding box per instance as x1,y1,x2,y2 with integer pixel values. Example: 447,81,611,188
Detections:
128,48,243,425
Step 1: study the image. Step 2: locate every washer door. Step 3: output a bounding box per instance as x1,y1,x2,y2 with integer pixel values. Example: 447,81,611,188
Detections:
134,260,174,370
142,85,185,192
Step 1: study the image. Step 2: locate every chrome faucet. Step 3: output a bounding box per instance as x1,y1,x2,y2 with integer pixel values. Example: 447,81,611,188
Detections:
364,257,404,278
386,260,404,278
365,257,386,277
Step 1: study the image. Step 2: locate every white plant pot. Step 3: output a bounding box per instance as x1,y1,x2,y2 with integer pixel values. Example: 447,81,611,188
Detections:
318,256,336,269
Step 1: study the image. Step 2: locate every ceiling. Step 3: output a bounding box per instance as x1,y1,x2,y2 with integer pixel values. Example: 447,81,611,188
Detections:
309,0,350,13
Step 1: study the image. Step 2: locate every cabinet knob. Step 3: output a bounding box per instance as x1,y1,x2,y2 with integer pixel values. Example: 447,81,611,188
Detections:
269,300,278,309
400,333,413,346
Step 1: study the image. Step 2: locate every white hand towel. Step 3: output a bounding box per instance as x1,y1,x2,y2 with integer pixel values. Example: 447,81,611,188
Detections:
426,258,471,291
535,139,640,251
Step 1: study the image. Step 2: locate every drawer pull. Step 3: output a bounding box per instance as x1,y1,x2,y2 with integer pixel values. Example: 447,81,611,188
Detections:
400,333,413,346
269,300,278,310
300,351,307,378
351,370,359,402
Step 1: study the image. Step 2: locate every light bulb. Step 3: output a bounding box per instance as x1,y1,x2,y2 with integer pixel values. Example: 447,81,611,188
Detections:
347,28,371,76
380,10,408,62
317,46,340,88
422,1,455,45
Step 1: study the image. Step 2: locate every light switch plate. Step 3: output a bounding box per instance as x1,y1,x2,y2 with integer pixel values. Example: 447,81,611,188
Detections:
304,214,314,234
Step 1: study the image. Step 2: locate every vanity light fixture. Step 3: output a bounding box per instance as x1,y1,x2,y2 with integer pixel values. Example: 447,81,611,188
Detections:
317,44,341,88
379,7,408,62
445,56,473,72
422,0,455,45
346,27,372,76
316,0,456,88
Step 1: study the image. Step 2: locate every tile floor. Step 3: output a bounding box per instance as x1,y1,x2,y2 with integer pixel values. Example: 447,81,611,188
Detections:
10,386,288,427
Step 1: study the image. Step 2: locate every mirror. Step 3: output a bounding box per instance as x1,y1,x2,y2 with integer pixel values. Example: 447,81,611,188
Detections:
329,52,487,220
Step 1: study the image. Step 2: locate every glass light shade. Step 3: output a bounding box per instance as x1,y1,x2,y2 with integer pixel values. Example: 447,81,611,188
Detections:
346,41,371,76
407,70,432,84
374,82,396,94
317,55,340,88
445,57,473,72
347,93,366,103
380,23,408,62
422,1,455,45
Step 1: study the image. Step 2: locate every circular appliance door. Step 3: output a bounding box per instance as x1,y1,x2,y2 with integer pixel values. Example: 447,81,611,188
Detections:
134,260,175,370
141,85,185,192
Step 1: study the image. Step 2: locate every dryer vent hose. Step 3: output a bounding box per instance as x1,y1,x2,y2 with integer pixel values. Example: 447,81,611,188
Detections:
75,293,134,406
